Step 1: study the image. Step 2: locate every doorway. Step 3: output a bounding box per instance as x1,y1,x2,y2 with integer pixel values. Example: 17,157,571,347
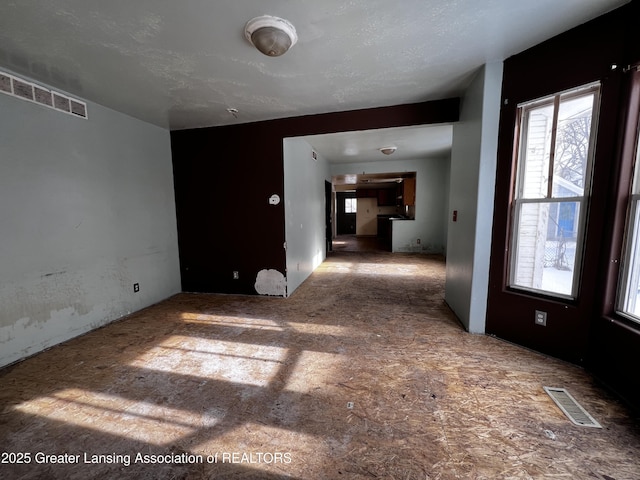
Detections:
336,192,356,235
325,180,332,253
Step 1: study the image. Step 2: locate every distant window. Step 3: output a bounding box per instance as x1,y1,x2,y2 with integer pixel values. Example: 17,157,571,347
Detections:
617,103,640,322
508,83,600,299
345,198,357,214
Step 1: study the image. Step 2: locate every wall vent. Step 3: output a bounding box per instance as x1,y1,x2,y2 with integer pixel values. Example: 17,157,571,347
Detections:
0,70,88,119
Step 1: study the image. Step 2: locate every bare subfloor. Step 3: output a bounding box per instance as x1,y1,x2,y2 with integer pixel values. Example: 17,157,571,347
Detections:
1,248,639,479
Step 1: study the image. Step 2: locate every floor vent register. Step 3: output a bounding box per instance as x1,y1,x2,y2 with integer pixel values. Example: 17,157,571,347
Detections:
544,386,602,428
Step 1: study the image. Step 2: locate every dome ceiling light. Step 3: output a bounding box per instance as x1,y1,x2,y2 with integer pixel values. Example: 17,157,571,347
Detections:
244,15,298,57
379,146,397,155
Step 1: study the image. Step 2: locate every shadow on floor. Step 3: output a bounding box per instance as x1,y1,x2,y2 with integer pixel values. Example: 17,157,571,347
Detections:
331,234,388,252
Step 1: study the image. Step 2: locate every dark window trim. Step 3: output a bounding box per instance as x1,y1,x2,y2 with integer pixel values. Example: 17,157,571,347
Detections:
598,67,640,329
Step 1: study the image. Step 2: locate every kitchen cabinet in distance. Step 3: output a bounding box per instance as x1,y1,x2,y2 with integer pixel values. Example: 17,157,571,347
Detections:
397,178,416,206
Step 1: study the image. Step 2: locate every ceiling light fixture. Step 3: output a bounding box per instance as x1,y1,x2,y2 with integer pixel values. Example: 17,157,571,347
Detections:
244,15,298,57
379,146,397,155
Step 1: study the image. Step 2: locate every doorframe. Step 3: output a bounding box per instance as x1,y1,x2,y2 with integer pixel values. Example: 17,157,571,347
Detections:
336,191,356,235
325,180,333,253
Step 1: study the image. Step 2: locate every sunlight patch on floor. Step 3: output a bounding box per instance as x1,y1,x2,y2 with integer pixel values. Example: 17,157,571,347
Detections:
317,262,428,277
286,322,352,336
129,336,287,387
181,313,284,331
355,262,426,276
191,421,320,468
14,388,205,445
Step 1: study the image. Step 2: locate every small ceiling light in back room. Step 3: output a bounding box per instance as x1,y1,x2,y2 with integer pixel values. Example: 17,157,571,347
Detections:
379,146,397,155
245,15,298,57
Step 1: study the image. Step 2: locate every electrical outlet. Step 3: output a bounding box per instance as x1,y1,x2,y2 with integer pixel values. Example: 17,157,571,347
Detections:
233,271,239,280
133,283,140,293
535,310,547,326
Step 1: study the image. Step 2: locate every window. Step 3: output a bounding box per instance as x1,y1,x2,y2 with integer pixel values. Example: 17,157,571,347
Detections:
617,105,640,322
508,84,600,299
345,198,357,214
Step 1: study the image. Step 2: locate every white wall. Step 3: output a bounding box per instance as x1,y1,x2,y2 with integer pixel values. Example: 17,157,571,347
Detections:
0,87,181,368
283,137,331,296
331,157,449,254
445,62,503,333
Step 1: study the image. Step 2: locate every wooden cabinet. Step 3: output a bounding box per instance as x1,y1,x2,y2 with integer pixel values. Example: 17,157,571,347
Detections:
402,178,416,206
377,188,396,206
354,178,415,207
356,188,377,198
395,178,416,206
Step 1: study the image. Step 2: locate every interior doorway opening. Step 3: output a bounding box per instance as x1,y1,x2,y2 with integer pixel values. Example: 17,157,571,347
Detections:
332,172,417,253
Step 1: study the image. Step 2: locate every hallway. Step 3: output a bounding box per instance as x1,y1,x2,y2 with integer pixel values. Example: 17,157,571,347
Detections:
1,250,639,479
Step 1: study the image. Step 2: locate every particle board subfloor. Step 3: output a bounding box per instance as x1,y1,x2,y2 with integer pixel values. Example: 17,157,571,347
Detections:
1,243,639,479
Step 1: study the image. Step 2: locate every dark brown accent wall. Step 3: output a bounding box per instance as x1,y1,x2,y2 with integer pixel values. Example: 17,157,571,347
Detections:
170,99,459,295
487,0,640,409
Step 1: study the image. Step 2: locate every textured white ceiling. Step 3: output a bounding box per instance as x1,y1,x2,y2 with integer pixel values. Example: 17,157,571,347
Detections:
304,124,453,164
0,0,628,132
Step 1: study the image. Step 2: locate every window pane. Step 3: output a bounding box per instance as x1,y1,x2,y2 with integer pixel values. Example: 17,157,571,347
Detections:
509,84,598,299
552,93,595,198
617,112,640,322
345,198,356,214
618,200,640,319
512,201,581,296
520,103,554,199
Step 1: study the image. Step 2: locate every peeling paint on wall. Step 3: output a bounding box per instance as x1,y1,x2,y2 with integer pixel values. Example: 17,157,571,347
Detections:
254,269,286,297
0,91,181,369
